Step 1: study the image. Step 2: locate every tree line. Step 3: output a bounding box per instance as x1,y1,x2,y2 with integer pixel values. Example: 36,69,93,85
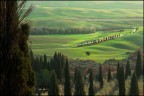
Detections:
76,27,138,47
30,26,134,35
30,26,96,35
31,50,143,95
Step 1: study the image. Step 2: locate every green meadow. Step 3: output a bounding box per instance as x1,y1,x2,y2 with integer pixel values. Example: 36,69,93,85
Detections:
29,27,143,63
27,1,143,29
28,1,143,63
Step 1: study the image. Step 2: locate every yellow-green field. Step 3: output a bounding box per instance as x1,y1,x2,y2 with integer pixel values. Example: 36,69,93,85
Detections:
29,27,143,63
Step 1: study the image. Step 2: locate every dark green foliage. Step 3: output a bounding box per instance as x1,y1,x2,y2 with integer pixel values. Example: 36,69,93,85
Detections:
118,65,125,95
30,50,34,65
116,62,120,80
125,60,131,79
135,50,142,78
88,68,94,95
0,1,35,95
43,54,47,68
64,58,71,96
74,68,86,95
74,67,78,83
49,71,59,96
86,51,90,56
130,72,139,95
30,27,96,35
49,52,66,83
107,67,112,82
31,52,67,89
98,65,103,88
39,69,51,89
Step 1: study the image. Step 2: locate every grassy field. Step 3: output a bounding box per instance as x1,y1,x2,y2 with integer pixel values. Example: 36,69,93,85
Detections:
27,1,143,63
29,27,143,63
26,1,143,29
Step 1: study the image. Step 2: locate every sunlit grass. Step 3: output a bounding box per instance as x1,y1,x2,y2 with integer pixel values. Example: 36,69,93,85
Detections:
29,27,143,63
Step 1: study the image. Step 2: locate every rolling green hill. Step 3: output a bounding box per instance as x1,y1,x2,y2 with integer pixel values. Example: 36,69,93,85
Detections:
29,27,143,63
27,1,143,63
26,1,143,29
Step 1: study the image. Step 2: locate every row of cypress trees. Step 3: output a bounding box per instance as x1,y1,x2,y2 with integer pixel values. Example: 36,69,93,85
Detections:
116,50,143,95
32,49,142,95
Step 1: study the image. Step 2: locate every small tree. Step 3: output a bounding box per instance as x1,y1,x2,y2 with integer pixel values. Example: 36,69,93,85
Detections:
125,60,131,79
135,50,142,78
107,67,112,82
98,65,103,88
85,51,90,56
88,68,94,95
129,72,139,95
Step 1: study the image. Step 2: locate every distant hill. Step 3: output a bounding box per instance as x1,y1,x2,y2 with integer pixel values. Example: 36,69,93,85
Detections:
26,1,143,9
24,1,143,33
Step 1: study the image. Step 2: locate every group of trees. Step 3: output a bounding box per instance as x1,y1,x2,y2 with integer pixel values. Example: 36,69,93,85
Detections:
116,50,143,95
30,26,96,35
77,33,123,47
0,1,35,95
30,52,67,88
30,51,72,95
31,49,142,95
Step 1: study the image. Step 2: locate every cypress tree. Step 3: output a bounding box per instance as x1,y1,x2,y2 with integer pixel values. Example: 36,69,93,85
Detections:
107,67,112,82
125,60,131,79
99,65,103,88
50,52,64,83
30,50,34,65
0,1,35,95
74,69,86,95
88,68,94,95
116,62,120,80
74,67,78,83
135,50,142,78
64,58,71,96
129,72,139,95
118,65,125,95
43,54,47,68
17,19,36,96
49,70,59,96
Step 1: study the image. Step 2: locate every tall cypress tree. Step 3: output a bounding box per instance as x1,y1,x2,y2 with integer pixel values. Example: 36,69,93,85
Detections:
74,69,86,95
88,68,94,95
74,67,78,83
64,58,71,96
125,60,131,79
107,67,112,82
0,1,35,95
129,72,139,95
116,62,120,80
135,50,142,78
20,23,36,95
98,65,103,88
43,54,47,68
30,50,34,65
118,65,125,95
49,70,59,96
